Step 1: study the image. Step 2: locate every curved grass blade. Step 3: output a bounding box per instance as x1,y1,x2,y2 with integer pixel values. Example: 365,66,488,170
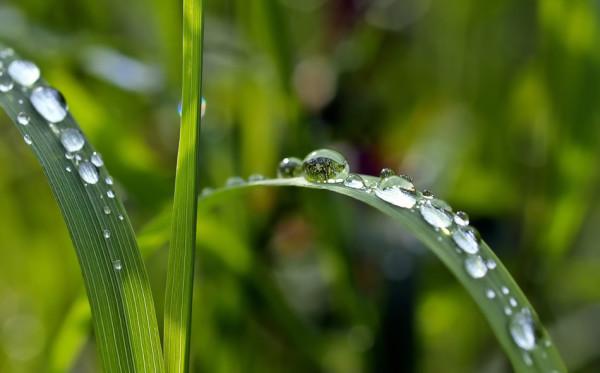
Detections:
196,176,567,373
163,0,205,371
0,45,164,372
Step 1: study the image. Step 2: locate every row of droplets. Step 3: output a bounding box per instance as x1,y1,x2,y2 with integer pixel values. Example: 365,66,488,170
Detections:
214,148,546,363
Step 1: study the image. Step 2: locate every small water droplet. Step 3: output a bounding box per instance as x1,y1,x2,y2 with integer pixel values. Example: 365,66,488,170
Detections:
105,176,114,185
452,226,481,254
509,297,518,307
0,48,14,58
509,308,537,351
0,72,14,92
59,128,85,152
502,286,510,295
464,255,488,279
375,175,417,208
107,190,115,199
91,152,104,167
78,161,99,184
505,307,513,316
486,259,497,270
523,352,533,366
7,60,40,86
486,289,496,299
66,166,72,172
344,174,366,189
248,173,265,182
30,86,68,123
379,168,395,178
226,176,245,187
113,259,122,271
103,229,111,239
23,134,32,145
420,198,453,228
277,157,303,178
48,122,60,135
302,149,349,184
454,211,469,226
178,97,207,118
422,189,434,199
103,206,111,215
16,112,30,125
17,98,23,105
118,214,124,221
544,340,552,348
201,187,213,197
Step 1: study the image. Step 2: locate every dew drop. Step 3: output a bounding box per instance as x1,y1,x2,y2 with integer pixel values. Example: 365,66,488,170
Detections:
59,128,85,152
107,190,115,199
486,259,497,270
379,168,395,178
66,166,72,172
248,173,265,182
118,214,124,221
510,297,518,307
91,152,104,167
105,176,114,185
454,211,469,226
464,255,487,279
302,149,349,184
420,198,453,229
103,206,111,215
103,229,111,239
505,307,513,316
30,86,68,123
502,286,510,295
486,289,496,299
7,60,40,86
344,174,366,189
201,187,213,197
177,97,207,118
16,112,30,125
0,72,14,92
277,157,303,178
226,176,245,187
78,161,99,184
452,226,481,254
421,189,434,199
509,308,537,351
375,175,417,208
113,259,122,271
23,134,32,145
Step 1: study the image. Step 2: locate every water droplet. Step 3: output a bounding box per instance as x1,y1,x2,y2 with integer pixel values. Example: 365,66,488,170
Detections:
103,229,111,239
0,48,14,58
107,190,115,199
422,189,434,199
30,86,68,123
226,176,245,187
509,308,537,351
248,173,265,182
178,97,207,118
78,162,99,184
344,174,366,189
0,72,14,92
420,198,453,229
118,214,124,221
91,152,104,167
502,286,510,295
113,259,122,271
16,112,30,125
201,187,213,197
505,307,513,316
105,176,114,185
454,211,469,226
523,352,533,366
379,168,395,178
375,175,417,208
66,166,72,172
7,60,40,86
486,259,497,270
486,289,496,299
103,206,111,215
277,157,303,178
302,149,349,183
510,298,518,307
452,226,481,254
464,255,487,279
17,98,23,105
48,122,60,135
23,134,32,145
59,128,85,152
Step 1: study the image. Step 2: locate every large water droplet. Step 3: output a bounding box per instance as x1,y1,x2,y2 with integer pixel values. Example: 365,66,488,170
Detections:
30,86,68,123
375,175,417,208
23,134,32,145
78,162,99,184
464,255,487,279
420,198,453,229
59,128,85,152
7,60,40,86
0,72,14,92
91,152,104,167
302,149,349,183
113,259,122,271
344,174,366,189
277,157,303,178
17,112,30,125
452,226,481,254
509,308,537,351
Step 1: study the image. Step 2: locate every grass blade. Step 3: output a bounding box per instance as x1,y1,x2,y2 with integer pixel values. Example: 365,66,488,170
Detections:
0,45,164,372
163,0,205,371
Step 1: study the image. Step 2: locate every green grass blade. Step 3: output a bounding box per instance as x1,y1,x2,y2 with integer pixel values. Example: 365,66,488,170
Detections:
0,46,164,372
196,177,567,373
163,0,205,371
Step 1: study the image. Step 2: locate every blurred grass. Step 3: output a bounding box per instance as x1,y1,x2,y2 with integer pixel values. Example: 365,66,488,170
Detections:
1,0,600,372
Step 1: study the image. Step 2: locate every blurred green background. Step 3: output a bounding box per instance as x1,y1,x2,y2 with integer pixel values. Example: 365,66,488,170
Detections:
1,0,599,372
